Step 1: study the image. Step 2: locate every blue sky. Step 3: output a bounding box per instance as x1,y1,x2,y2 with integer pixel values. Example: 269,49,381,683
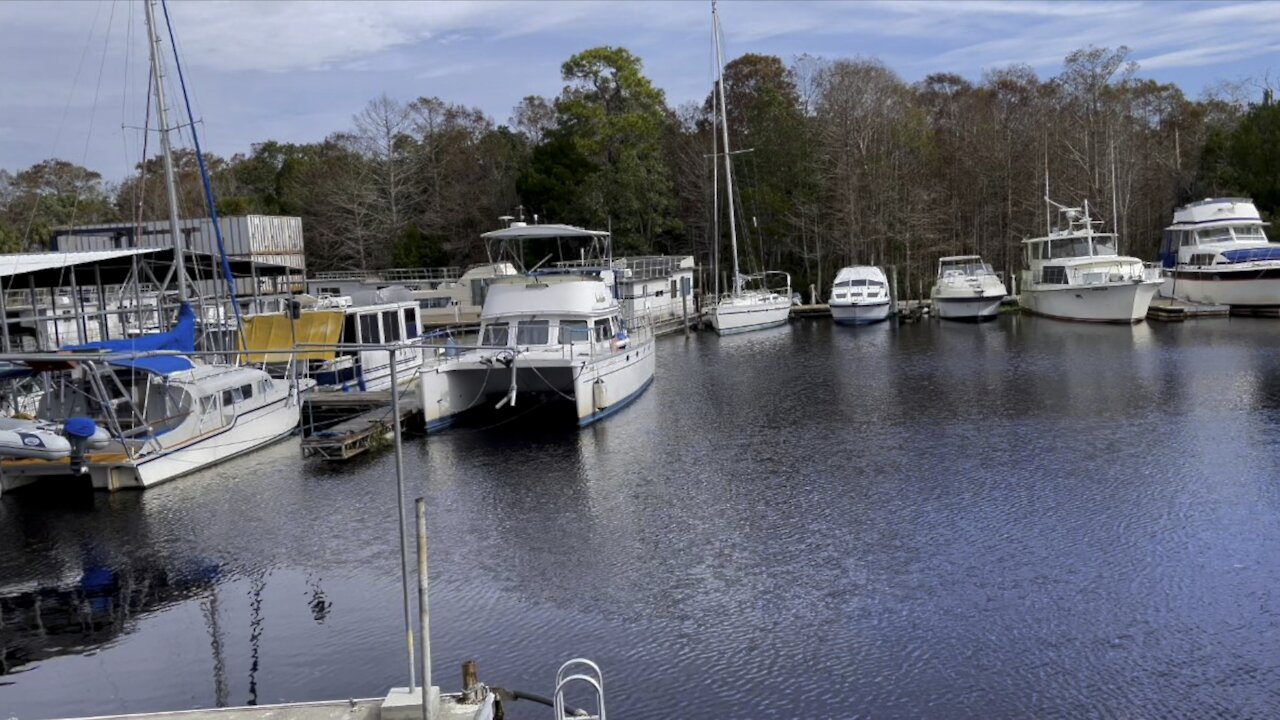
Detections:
1,0,1277,180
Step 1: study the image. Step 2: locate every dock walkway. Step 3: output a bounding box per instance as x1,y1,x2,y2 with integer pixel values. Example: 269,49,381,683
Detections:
301,391,422,460
1146,297,1230,321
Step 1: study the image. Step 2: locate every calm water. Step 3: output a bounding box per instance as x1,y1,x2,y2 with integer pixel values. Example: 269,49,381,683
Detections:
3,316,1280,719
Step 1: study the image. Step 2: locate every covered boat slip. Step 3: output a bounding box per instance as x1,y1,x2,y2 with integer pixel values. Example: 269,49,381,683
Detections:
0,247,302,353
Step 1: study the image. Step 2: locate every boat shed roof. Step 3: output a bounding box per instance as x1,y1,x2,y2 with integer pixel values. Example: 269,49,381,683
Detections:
0,248,296,289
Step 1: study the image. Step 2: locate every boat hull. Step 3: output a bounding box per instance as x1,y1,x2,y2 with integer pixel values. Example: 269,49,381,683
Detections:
933,294,1002,322
830,301,892,325
1021,281,1161,323
0,397,300,493
1160,268,1280,308
420,338,657,431
709,299,790,335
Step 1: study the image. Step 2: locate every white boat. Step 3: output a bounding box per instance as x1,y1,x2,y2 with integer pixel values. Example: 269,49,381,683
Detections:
704,5,792,337
0,7,301,493
1158,197,1280,307
419,223,655,431
829,266,893,325
930,255,1007,322
308,263,519,326
242,296,424,393
0,308,302,492
1020,199,1161,323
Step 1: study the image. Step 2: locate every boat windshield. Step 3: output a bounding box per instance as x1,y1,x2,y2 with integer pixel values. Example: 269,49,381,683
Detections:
480,322,508,346
1048,237,1092,259
1092,235,1117,256
835,279,886,288
940,261,993,277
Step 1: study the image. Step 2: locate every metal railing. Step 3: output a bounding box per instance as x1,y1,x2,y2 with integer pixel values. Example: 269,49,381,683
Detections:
310,267,461,282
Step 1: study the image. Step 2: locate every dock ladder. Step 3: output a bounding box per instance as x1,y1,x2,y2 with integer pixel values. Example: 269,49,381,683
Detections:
554,658,606,720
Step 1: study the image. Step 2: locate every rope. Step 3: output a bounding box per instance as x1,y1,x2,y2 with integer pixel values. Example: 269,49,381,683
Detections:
68,0,118,229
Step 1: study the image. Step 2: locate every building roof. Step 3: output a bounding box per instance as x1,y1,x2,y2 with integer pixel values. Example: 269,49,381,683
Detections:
0,248,297,289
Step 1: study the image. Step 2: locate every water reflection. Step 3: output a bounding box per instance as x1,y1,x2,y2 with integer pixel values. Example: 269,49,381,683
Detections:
4,316,1280,719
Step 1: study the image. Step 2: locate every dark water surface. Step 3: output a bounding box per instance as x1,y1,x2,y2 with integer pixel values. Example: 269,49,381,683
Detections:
3,316,1280,719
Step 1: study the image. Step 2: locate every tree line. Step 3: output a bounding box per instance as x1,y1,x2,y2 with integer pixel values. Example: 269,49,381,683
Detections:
1,45,1277,298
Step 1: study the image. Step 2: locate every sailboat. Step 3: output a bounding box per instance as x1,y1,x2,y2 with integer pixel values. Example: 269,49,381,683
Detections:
0,0,299,492
705,4,792,336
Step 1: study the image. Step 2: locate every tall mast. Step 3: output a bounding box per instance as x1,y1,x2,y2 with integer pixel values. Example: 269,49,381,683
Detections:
712,3,741,296
710,41,720,299
144,0,188,303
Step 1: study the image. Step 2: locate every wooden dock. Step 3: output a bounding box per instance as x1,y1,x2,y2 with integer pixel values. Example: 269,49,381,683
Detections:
301,390,422,460
790,304,831,318
1147,297,1231,321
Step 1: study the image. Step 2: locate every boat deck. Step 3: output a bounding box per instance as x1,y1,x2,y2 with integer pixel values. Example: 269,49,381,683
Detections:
62,694,486,720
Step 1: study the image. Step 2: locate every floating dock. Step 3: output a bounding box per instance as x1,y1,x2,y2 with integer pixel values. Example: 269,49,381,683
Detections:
1146,297,1231,321
301,391,422,460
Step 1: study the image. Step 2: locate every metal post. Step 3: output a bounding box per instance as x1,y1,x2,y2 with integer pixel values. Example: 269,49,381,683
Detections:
389,349,416,692
416,497,433,719
681,277,690,337
95,264,110,341
0,279,10,353
67,269,87,345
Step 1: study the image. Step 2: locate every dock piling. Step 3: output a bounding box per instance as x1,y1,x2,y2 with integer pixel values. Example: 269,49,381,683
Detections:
390,350,416,692
416,497,434,719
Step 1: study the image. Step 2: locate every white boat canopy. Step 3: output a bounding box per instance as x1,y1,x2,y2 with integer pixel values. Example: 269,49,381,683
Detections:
480,224,609,241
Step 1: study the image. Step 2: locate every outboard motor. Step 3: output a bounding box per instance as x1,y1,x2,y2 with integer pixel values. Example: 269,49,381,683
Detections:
62,417,101,476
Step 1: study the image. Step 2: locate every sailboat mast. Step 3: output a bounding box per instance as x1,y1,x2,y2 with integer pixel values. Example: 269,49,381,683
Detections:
712,4,741,296
711,53,720,299
144,0,189,303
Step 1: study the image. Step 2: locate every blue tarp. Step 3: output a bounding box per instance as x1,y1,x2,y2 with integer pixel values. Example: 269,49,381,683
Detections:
63,303,196,354
107,355,195,375
1220,247,1280,264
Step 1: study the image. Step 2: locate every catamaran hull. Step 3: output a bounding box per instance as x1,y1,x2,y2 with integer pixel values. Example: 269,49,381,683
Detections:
830,301,892,325
0,398,300,493
420,339,657,431
709,302,790,335
933,295,1003,322
1021,281,1161,323
1160,268,1280,307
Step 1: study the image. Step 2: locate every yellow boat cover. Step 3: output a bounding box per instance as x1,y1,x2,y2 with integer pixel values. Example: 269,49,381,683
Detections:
239,312,343,363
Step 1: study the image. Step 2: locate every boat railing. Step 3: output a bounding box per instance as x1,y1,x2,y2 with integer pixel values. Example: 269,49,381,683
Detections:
310,267,461,283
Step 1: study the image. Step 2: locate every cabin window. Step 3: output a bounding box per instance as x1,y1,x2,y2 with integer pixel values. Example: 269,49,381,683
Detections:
1235,224,1269,241
240,384,254,400
1189,253,1217,266
404,308,419,339
1049,238,1090,259
593,318,613,342
1197,228,1233,244
259,378,274,395
1093,235,1116,255
222,387,244,406
342,314,357,346
358,313,380,344
481,323,508,346
383,311,402,342
418,297,452,309
470,279,489,307
516,319,550,345
559,320,590,344
1041,266,1067,284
